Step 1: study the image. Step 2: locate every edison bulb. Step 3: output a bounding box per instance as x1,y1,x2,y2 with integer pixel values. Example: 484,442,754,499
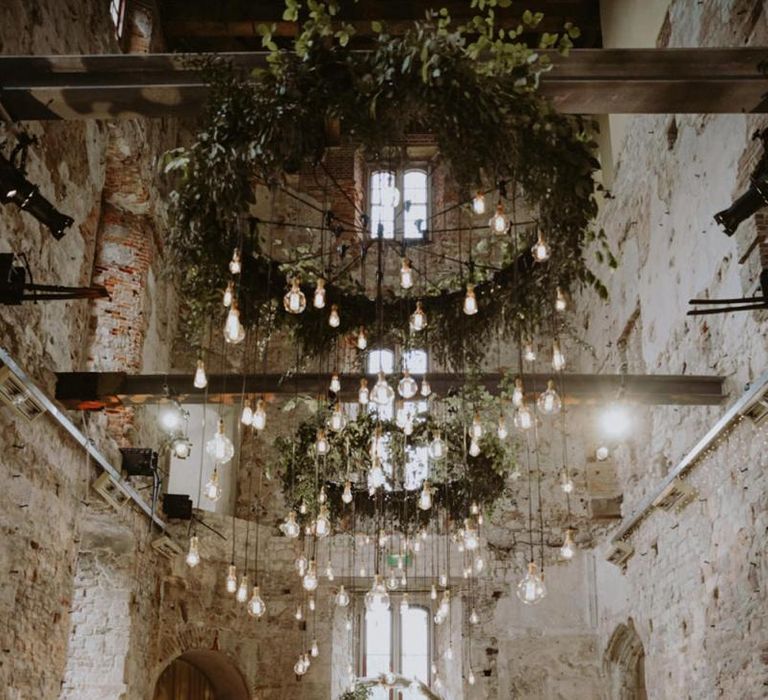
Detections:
468,669,476,685
335,584,350,608
444,644,454,661
310,639,320,658
489,203,509,234
329,373,341,394
464,520,479,551
319,485,327,504
294,656,306,676
364,575,390,612
430,583,438,600
223,281,234,307
313,278,326,309
371,372,394,405
303,560,319,591
386,571,398,591
410,301,427,332
252,398,266,431
341,481,353,506
537,379,562,415
315,429,329,456
224,302,245,344
398,371,418,399
524,343,536,362
294,603,304,621
400,257,414,289
418,481,432,510
472,191,486,215
531,233,551,262
281,511,300,538
328,304,340,328
552,340,566,371
247,586,266,618
475,555,485,573
420,378,432,397
497,414,509,440
295,554,308,576
228,248,241,274
469,608,480,625
596,445,610,461
193,359,207,389
429,433,446,460
205,419,235,463
469,439,481,457
560,470,575,494
315,506,331,538
470,413,483,439
358,378,370,405
226,564,237,593
517,561,546,604
283,278,307,314
240,400,254,427
204,468,222,501
400,592,410,613
555,286,567,312
512,377,524,408
463,283,478,315
185,535,200,568
514,404,533,431
561,529,575,559
236,575,249,603
356,326,367,350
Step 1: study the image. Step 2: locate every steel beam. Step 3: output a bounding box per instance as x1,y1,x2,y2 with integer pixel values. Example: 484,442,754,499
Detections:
54,371,727,410
1,48,767,120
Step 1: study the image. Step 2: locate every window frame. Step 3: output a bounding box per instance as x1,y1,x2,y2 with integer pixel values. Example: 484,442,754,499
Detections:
109,0,127,41
367,165,431,243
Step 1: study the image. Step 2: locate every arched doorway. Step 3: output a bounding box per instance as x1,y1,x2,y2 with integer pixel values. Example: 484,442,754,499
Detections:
153,650,250,700
604,619,648,700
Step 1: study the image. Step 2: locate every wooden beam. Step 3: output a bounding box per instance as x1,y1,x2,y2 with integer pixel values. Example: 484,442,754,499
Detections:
54,371,727,410
1,48,767,120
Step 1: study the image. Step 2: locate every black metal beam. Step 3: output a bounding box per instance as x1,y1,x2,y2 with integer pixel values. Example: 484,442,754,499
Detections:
54,371,727,410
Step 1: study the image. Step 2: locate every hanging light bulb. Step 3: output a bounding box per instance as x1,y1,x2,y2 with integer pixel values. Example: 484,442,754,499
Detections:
303,560,319,591
224,301,245,344
315,429,329,456
418,481,432,511
283,278,307,314
555,286,567,312
468,669,476,686
229,248,241,274
236,574,249,603
400,572,407,587
386,570,398,590
295,554,308,576
204,467,222,502
328,304,340,328
358,378,370,405
429,432,446,460
345,618,353,632
169,434,190,458
370,426,386,460
469,608,480,625
517,561,546,604
313,278,326,309
158,402,184,433
294,603,304,621
315,505,331,538
512,377,524,408
342,480,353,504
400,592,410,613
470,413,483,439
537,379,562,415
444,644,454,661
205,419,235,464
552,340,566,371
410,301,427,332
356,326,367,350
514,403,533,431
335,584,350,608
364,574,390,612
464,520,480,551
240,399,253,426
326,565,335,584
400,257,414,289
294,656,306,676
531,232,551,262
251,398,266,431
420,378,432,397
524,342,536,362
371,372,394,405
329,372,341,394
398,370,418,399
327,404,347,434
247,586,266,618
475,555,485,573
561,529,576,560
497,414,509,440
463,283,478,315
472,191,486,215
439,573,448,589
193,358,208,389
226,564,237,593
560,470,575,494
223,281,234,308
596,445,610,461
185,535,200,568
310,639,320,658
430,583,438,600
489,202,509,234
469,439,481,457
280,511,300,538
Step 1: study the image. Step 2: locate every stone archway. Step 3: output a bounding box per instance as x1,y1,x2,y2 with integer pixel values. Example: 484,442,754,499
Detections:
152,650,250,700
604,619,648,700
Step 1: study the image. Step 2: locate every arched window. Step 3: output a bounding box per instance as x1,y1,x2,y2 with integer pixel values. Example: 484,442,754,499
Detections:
604,619,648,700
369,167,429,240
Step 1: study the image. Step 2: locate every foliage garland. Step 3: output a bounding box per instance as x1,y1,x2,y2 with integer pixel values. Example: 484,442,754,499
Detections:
166,0,612,368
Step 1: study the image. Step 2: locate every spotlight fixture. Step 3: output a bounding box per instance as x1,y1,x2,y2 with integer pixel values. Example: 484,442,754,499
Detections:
0,135,73,239
120,447,159,477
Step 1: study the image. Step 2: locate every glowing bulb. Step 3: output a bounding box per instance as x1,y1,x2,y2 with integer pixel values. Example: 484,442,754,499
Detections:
470,413,483,439
236,575,249,603
329,373,341,394
555,286,567,312
328,304,340,328
497,414,509,440
429,433,446,460
294,603,304,621
159,402,184,433
398,371,418,399
386,571,398,590
552,340,566,371
240,399,253,426
342,480,353,504
531,233,551,262
303,560,319,591
252,398,266,430
418,481,432,511
229,248,241,274
226,564,237,593
420,378,431,397
469,439,481,457
336,584,350,607
561,529,575,560
471,501,480,515
472,191,486,215
205,419,235,463
284,278,307,314
356,326,367,350
369,461,386,489
470,608,479,625
444,644,454,661
364,574,390,612
524,343,536,362
475,556,485,573
299,501,308,515
537,379,562,415
224,302,245,344
185,535,200,567
325,563,335,582
430,584,437,600
247,586,266,618
223,281,234,307
517,561,546,605
193,359,207,389
313,278,326,309
315,506,331,538
358,378,370,405
464,519,479,551
489,202,509,234
463,283,478,315
204,468,222,502
308,597,316,612
512,377,524,408
599,402,632,439
400,257,414,289
294,657,306,676
560,470,574,494
311,639,319,658
400,592,410,613
315,429,329,456
596,445,610,461
439,574,448,589
296,554,308,576
468,669,476,685
410,301,427,332
371,372,394,405
514,404,533,431
280,511,300,538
